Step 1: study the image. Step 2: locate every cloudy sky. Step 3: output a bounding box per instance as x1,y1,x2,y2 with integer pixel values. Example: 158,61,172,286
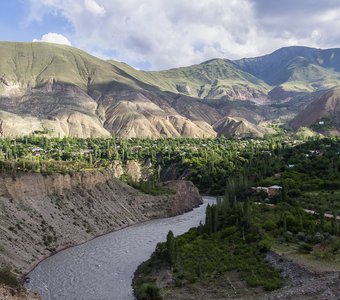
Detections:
1,0,340,70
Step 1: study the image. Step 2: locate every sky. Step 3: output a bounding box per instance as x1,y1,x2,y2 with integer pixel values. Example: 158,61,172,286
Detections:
0,0,340,70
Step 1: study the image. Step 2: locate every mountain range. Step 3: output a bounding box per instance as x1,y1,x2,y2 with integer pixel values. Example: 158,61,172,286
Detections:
0,42,339,138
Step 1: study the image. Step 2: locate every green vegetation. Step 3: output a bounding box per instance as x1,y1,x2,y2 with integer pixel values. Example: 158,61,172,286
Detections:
0,268,20,289
0,42,269,100
235,46,340,91
135,212,339,298
166,231,177,270
0,135,295,194
134,192,285,298
0,42,150,90
311,118,336,132
0,135,339,200
127,179,175,196
134,282,161,300
2,42,340,296
150,58,270,97
0,133,339,295
134,224,283,299
293,127,322,139
134,136,340,299
258,138,340,215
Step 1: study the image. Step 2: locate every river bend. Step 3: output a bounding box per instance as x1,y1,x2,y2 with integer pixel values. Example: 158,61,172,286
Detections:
26,197,215,300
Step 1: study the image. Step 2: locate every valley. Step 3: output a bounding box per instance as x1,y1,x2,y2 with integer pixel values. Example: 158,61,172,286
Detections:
0,42,340,300
0,134,339,299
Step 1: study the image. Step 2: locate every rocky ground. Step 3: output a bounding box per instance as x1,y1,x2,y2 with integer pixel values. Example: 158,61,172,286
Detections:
0,285,40,300
264,251,340,300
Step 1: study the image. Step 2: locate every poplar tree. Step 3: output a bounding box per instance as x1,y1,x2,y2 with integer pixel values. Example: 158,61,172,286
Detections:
205,204,213,234
166,230,176,270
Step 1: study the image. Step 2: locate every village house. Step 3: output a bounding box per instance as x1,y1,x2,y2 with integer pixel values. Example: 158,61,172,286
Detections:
268,185,282,197
252,185,282,197
31,147,44,156
253,186,268,194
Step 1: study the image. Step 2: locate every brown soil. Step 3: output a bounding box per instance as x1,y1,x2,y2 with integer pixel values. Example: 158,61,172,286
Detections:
0,170,201,275
0,285,40,300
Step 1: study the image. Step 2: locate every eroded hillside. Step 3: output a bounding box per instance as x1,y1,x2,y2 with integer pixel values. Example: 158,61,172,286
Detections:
0,170,201,274
1,42,340,138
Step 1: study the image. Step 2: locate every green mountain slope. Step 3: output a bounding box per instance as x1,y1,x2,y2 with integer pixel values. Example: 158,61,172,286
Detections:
107,58,270,100
0,42,125,90
1,42,340,138
148,59,270,99
0,42,220,138
235,46,340,92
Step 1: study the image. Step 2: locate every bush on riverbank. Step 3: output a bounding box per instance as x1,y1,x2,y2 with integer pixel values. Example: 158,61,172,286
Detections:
133,226,283,298
0,268,20,289
134,282,161,300
127,178,175,196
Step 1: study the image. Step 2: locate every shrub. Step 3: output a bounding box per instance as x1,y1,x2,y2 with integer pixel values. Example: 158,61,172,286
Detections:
300,184,318,191
296,232,306,241
258,239,272,253
137,283,161,300
283,231,294,242
298,242,313,254
0,268,20,289
287,189,302,197
263,219,277,231
313,232,324,244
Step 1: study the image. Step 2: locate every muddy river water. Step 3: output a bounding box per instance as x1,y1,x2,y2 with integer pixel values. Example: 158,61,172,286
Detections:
26,197,215,300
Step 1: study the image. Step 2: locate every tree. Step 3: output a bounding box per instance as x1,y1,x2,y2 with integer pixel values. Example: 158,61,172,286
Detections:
205,204,213,234
166,230,176,270
319,208,325,232
212,205,219,233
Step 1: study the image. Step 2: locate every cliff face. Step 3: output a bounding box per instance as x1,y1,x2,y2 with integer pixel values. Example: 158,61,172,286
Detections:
0,170,202,274
162,180,202,216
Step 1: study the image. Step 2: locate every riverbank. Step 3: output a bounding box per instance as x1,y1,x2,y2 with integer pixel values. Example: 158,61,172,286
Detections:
132,195,340,300
25,198,214,300
0,169,201,279
0,285,40,300
133,237,340,300
264,251,340,299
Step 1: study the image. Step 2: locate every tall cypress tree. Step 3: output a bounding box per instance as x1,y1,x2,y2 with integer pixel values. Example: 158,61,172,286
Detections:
211,205,218,233
205,204,213,234
166,230,176,270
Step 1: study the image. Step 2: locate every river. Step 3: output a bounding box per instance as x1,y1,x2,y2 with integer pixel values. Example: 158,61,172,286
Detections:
25,197,215,300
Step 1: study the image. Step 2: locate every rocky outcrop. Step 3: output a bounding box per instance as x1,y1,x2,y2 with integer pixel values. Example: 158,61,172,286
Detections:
207,85,268,102
213,116,273,138
162,181,201,216
0,170,202,274
111,159,153,181
102,96,216,138
176,83,191,95
126,160,142,181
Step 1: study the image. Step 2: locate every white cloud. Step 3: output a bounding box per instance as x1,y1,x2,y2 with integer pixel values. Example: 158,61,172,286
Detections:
28,0,340,70
33,32,72,46
84,0,106,16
